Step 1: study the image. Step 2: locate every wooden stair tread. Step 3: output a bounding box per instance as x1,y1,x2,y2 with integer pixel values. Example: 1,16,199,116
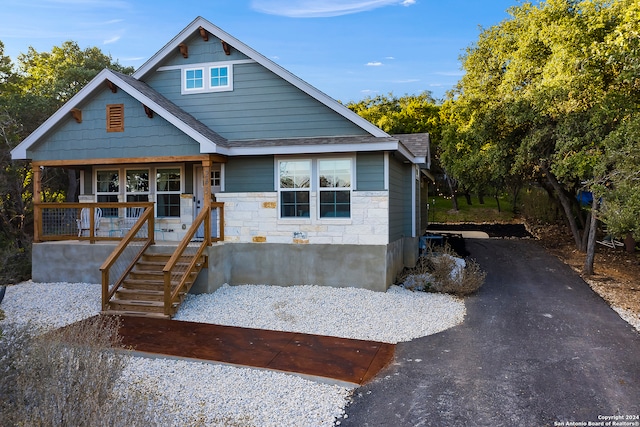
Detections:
101,310,170,319
105,246,206,318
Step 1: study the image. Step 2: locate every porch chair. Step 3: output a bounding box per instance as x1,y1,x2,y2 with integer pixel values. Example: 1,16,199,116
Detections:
77,207,102,237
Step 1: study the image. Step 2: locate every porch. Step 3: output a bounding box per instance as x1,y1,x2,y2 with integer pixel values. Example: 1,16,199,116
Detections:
32,201,224,318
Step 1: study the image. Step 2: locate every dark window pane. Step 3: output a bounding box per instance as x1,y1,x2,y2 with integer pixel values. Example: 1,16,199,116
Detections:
320,191,350,218
280,191,309,217
97,194,118,217
157,194,180,217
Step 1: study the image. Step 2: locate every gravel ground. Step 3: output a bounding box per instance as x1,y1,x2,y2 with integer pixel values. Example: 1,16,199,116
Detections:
0,281,465,426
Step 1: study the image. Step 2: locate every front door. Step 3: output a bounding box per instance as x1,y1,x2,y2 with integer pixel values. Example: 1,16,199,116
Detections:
194,165,221,239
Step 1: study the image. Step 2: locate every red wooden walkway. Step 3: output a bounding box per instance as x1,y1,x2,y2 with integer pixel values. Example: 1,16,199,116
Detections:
85,315,395,385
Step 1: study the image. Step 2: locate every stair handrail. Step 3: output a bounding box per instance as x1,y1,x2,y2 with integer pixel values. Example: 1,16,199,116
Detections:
100,204,155,311
162,203,222,316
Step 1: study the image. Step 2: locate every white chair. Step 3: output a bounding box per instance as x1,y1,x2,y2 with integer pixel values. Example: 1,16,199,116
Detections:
77,207,102,237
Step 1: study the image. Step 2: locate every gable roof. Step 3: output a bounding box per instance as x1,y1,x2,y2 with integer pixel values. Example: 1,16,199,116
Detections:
10,69,228,159
134,16,388,138
11,17,430,166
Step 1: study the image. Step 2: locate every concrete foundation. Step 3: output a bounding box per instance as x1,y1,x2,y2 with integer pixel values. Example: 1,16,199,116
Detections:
32,238,419,293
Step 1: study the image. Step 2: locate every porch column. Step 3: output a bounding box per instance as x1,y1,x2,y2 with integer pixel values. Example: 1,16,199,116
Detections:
202,158,212,210
33,165,42,242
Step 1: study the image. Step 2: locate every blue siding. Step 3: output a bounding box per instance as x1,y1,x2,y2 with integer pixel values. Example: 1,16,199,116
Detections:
356,152,385,191
27,89,201,161
388,155,412,241
224,156,274,192
144,35,369,141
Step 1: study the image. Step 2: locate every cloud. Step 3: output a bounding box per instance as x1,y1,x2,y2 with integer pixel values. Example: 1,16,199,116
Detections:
393,78,420,83
251,0,415,18
366,61,383,66
103,35,121,45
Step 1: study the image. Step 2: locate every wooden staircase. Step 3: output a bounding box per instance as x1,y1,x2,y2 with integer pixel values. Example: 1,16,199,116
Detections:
104,250,205,319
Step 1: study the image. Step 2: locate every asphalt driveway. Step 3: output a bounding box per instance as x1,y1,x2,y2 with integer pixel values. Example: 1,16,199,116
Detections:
343,239,640,426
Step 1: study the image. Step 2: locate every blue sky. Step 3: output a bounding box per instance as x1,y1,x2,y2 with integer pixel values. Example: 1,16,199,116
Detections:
1,0,518,102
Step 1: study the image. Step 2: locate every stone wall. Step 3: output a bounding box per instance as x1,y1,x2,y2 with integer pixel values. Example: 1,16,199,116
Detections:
215,191,389,245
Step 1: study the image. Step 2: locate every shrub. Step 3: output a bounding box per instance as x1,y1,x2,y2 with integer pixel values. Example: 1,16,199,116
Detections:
0,316,168,427
397,243,486,296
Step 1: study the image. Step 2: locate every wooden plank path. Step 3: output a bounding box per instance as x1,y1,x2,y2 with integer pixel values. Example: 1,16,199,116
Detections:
73,315,395,386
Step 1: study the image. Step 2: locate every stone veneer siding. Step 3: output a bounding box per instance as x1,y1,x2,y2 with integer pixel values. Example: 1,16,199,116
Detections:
215,191,389,245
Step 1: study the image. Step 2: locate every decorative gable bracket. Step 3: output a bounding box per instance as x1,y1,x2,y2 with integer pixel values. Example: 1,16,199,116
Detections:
106,80,117,93
143,104,154,119
221,41,231,55
179,43,188,58
70,108,82,123
199,26,209,41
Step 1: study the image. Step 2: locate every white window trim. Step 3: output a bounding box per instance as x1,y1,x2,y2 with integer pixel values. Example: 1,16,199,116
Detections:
94,165,184,219
277,159,312,220
156,166,184,218
181,63,233,95
275,156,355,220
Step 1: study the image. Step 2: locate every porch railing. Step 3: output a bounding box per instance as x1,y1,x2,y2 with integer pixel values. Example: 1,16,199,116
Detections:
99,204,155,311
162,202,224,316
33,202,155,244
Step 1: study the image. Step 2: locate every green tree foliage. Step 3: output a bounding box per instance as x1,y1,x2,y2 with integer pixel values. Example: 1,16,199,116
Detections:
346,92,441,136
439,0,640,266
0,40,133,281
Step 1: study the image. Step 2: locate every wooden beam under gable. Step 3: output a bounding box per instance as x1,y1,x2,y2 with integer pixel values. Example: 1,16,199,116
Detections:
70,108,82,123
106,80,117,93
143,104,154,119
179,43,188,58
221,40,231,55
199,26,209,41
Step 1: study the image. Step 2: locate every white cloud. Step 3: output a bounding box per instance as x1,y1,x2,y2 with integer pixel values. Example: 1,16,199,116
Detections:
251,0,415,18
366,61,383,66
393,78,420,83
103,35,121,45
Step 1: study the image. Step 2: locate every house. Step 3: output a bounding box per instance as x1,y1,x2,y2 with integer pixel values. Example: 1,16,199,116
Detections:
11,17,431,301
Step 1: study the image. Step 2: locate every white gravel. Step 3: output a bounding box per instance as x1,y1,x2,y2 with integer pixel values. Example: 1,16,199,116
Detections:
1,280,466,426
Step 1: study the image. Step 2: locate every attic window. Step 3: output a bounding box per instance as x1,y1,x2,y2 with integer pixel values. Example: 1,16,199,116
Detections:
106,104,124,132
182,64,233,94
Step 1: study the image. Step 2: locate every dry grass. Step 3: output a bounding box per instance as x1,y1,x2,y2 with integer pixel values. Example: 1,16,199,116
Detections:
0,315,168,427
397,243,486,297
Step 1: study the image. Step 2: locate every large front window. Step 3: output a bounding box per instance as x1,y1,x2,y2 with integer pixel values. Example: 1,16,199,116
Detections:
279,160,311,218
156,168,181,217
277,158,352,219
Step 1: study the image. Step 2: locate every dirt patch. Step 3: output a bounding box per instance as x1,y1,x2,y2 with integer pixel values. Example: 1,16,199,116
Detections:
430,222,640,331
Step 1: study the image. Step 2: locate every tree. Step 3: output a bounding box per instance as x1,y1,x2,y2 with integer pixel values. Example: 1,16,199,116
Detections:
0,41,134,281
440,0,640,269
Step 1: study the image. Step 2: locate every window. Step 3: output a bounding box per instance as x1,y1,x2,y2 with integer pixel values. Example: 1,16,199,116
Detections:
319,159,351,218
211,170,221,187
185,68,204,90
210,66,229,88
279,160,311,218
96,170,119,217
106,104,124,132
156,168,181,217
125,169,149,217
182,64,232,94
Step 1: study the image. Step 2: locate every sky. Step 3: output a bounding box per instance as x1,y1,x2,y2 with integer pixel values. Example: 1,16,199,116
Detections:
1,0,519,102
